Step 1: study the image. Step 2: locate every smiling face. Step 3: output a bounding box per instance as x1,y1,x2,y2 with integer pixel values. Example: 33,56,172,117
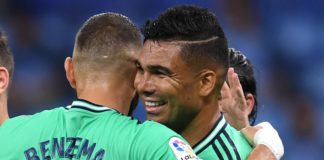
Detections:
134,40,203,132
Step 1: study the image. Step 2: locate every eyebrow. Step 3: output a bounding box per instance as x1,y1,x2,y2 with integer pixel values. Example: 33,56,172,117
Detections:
135,59,173,75
147,64,173,75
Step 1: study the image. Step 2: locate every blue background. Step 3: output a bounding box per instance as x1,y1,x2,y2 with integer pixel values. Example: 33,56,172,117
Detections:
1,0,323,159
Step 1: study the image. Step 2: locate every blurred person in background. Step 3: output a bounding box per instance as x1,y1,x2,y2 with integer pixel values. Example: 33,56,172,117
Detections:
220,48,258,130
219,49,286,159
0,31,14,125
218,0,324,158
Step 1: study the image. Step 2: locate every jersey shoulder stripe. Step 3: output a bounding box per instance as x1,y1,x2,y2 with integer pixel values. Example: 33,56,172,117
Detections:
217,128,233,159
212,142,223,159
193,114,226,153
223,129,241,159
193,114,251,160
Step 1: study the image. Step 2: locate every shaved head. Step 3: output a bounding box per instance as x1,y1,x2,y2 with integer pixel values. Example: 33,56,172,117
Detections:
73,13,141,81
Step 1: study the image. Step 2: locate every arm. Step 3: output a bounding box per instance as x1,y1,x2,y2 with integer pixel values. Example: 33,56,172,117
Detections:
220,68,284,159
248,144,277,160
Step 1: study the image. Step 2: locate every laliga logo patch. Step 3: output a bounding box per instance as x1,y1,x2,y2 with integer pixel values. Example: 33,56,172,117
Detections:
172,139,188,152
169,137,200,160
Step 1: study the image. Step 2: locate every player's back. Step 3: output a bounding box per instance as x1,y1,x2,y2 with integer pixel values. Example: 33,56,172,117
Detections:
193,115,252,160
0,105,68,159
0,99,199,160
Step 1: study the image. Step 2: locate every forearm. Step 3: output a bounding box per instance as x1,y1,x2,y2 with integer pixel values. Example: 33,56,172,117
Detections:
247,144,277,160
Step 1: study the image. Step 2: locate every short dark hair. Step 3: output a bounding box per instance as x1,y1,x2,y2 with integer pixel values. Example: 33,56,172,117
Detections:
228,48,257,125
74,13,141,73
0,31,14,79
141,5,228,90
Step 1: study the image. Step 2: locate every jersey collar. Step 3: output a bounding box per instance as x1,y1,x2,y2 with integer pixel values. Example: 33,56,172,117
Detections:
66,99,112,112
192,114,226,153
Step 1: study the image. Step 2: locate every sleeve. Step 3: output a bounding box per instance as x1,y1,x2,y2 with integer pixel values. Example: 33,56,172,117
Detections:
225,125,253,159
159,136,201,160
132,122,200,160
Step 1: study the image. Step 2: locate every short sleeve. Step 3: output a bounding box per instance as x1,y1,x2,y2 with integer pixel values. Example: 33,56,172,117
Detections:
132,121,200,159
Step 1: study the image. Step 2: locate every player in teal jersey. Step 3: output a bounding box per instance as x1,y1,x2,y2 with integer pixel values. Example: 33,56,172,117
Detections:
135,5,252,159
220,48,258,130
135,5,283,160
0,100,198,159
0,31,13,126
0,13,199,160
193,49,261,159
219,49,283,159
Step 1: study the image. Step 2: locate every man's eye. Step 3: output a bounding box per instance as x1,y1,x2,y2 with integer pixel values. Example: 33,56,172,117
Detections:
137,67,144,74
135,62,143,71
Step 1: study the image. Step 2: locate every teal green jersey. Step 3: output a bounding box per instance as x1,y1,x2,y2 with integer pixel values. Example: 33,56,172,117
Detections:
0,99,199,160
193,115,252,160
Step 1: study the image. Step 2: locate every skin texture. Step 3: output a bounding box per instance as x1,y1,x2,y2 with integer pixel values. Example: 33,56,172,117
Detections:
135,41,200,129
0,66,9,125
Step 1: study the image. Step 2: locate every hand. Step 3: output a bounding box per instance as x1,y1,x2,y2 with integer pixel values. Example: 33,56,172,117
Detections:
242,122,284,160
219,67,250,130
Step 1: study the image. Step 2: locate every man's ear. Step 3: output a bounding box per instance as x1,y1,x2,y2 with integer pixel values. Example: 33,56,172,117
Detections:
245,93,255,114
64,57,76,89
199,70,216,96
0,67,9,95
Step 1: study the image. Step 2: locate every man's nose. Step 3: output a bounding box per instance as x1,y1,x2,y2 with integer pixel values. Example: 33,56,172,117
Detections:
135,73,156,97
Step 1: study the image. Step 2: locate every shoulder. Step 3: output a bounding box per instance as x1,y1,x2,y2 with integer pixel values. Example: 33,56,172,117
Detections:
94,112,176,136
131,120,199,160
0,107,66,130
224,123,253,156
137,120,180,139
224,123,250,143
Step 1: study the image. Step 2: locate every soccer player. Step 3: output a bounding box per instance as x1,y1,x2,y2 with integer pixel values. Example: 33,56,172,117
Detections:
220,48,258,130
0,31,14,126
0,13,199,160
135,5,283,160
220,49,284,159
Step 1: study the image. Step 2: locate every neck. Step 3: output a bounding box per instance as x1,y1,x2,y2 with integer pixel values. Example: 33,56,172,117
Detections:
180,97,221,146
76,80,134,115
0,96,9,125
